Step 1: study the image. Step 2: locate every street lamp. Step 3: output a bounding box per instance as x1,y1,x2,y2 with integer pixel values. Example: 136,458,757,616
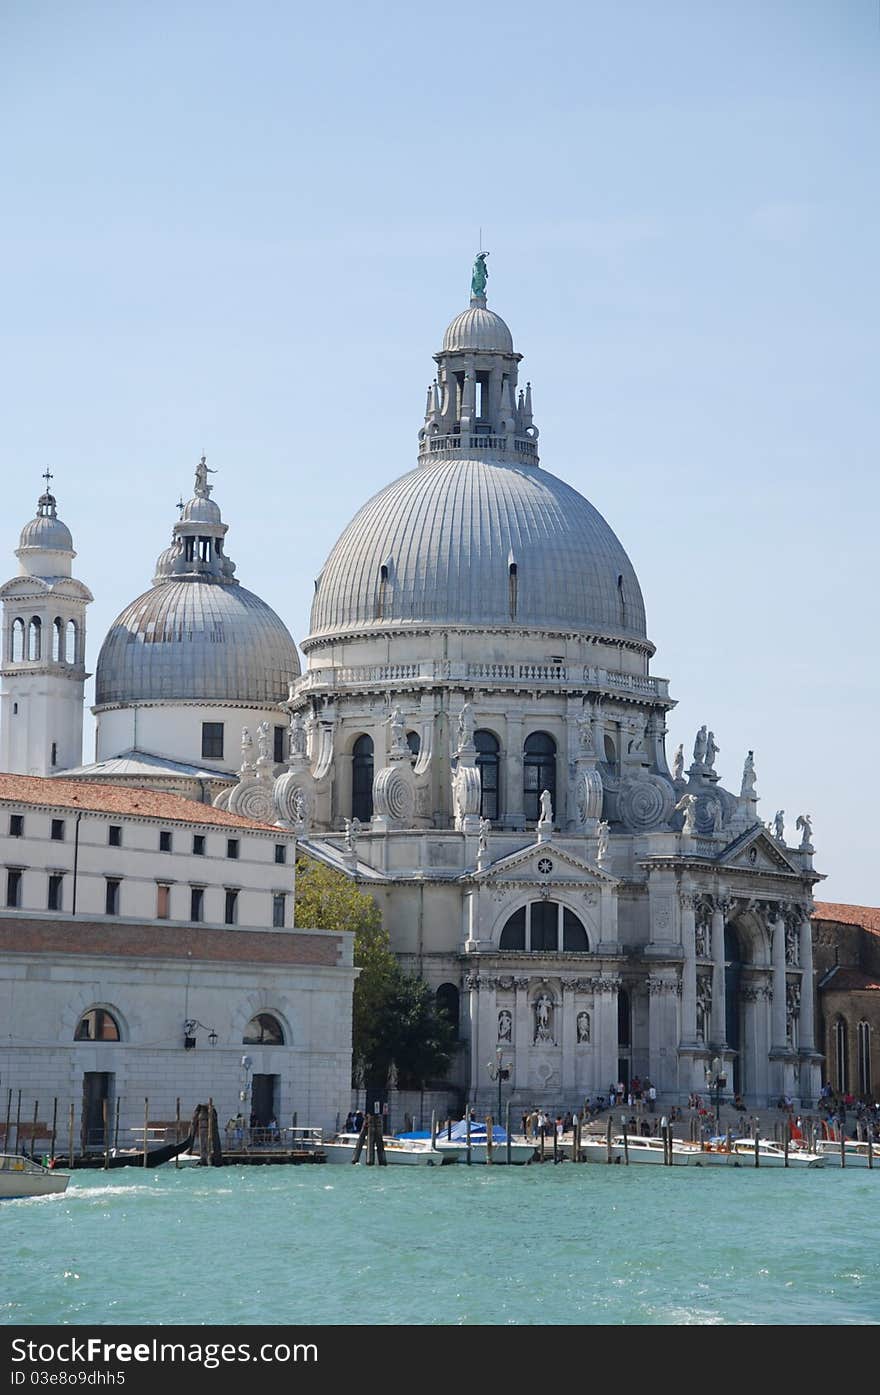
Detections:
706,1055,727,1135
486,1047,510,1125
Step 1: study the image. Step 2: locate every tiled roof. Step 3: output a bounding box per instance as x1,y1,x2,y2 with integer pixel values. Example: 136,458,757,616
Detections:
0,772,283,833
813,901,880,937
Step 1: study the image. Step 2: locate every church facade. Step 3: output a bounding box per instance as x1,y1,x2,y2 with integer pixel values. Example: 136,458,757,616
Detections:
1,259,825,1112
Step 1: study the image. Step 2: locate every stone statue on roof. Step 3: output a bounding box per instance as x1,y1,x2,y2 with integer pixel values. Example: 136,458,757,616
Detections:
194,454,216,498
471,252,489,298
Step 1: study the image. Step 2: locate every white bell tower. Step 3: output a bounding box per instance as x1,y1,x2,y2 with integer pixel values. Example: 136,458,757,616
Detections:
0,474,93,775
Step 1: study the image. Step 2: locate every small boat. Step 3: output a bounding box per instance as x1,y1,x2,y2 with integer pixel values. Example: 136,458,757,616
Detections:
728,1137,825,1168
61,1135,195,1169
430,1121,536,1165
323,1133,453,1165
814,1138,878,1169
579,1133,695,1165
0,1153,70,1200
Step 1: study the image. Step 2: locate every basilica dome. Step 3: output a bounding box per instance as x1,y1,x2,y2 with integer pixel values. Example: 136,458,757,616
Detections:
18,491,74,554
307,455,646,643
95,464,300,708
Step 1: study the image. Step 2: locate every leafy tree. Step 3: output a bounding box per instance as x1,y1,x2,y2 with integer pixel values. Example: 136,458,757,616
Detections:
295,855,456,1090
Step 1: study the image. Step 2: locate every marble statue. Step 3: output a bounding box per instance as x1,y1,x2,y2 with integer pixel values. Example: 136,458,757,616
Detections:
627,717,645,754
344,817,361,852
497,1009,512,1043
672,743,684,781
577,1011,590,1044
577,712,593,753
388,705,407,755
288,712,307,760
292,790,306,824
773,810,785,842
240,727,254,773
796,813,813,850
256,720,271,763
707,798,723,834
705,731,720,770
741,750,757,797
533,993,553,1044
597,819,610,863
471,251,489,297
478,816,491,854
538,789,553,827
674,792,698,835
693,725,708,765
194,454,216,497
457,701,475,750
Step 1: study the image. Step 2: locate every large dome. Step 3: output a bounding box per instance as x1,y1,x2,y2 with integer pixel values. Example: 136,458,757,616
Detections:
307,456,647,643
96,579,300,707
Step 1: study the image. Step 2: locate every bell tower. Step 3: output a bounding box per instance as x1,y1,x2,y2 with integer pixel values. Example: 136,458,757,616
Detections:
0,475,93,775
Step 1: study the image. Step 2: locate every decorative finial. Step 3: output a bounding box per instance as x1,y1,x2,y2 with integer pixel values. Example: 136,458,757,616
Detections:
177,496,185,517
193,453,217,499
471,251,489,300
42,467,54,491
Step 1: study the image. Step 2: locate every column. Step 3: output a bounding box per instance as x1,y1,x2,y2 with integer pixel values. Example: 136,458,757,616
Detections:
710,899,728,1047
466,973,481,1101
482,979,498,1111
770,910,787,1051
513,977,530,1095
679,885,698,1044
505,713,524,828
561,981,576,1094
797,909,816,1052
595,977,619,1092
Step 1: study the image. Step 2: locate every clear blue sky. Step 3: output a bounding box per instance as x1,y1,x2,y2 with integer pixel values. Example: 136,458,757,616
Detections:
1,1,877,902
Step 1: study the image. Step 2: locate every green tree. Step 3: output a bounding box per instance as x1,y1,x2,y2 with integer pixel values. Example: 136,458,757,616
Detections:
295,855,456,1090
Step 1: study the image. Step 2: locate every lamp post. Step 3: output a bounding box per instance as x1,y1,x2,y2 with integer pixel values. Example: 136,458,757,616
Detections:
706,1056,727,1135
486,1047,510,1124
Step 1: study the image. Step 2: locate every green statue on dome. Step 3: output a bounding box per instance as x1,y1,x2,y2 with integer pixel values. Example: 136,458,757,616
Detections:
471,251,489,298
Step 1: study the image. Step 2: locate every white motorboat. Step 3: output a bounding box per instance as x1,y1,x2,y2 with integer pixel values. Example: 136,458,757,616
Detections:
322,1133,454,1165
577,1134,825,1167
728,1138,825,1167
0,1153,70,1199
813,1138,877,1168
431,1122,536,1165
579,1133,694,1165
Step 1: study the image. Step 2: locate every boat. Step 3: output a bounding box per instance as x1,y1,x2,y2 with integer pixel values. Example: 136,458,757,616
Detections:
429,1121,537,1165
577,1134,826,1167
0,1152,70,1199
59,1134,195,1169
728,1137,825,1167
322,1132,454,1165
813,1138,878,1168
579,1133,695,1165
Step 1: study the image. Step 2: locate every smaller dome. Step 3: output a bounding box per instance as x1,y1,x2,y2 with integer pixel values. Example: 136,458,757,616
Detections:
442,304,514,355
181,495,222,525
18,492,73,552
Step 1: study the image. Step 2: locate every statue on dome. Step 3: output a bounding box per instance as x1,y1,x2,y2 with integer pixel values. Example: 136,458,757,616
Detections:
674,792,698,835
576,711,594,754
597,819,610,863
471,251,489,298
796,813,813,852
773,810,785,842
672,743,685,782
741,750,757,798
478,816,491,855
457,701,475,752
288,712,307,761
388,705,408,756
194,454,216,498
705,731,720,770
693,725,708,766
538,789,553,829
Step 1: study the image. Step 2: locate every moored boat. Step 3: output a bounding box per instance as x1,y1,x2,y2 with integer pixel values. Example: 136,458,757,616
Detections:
428,1121,536,1164
323,1133,454,1165
814,1138,877,1168
0,1153,70,1199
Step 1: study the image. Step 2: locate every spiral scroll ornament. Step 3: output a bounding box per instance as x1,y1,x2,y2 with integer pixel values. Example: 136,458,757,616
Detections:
452,764,481,827
274,770,311,828
228,777,275,824
373,764,416,825
575,769,604,826
617,773,675,832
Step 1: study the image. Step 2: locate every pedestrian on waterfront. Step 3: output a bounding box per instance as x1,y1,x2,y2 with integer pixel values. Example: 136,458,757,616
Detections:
353,1108,364,1132
647,1083,656,1113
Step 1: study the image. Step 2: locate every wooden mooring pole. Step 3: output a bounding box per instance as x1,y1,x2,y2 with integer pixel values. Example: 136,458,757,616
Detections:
783,1130,789,1168
430,1110,437,1149
4,1088,11,1153
144,1098,150,1168
50,1097,58,1162
31,1099,39,1160
114,1097,120,1152
622,1122,629,1166
175,1098,181,1169
606,1114,613,1164
103,1100,110,1170
868,1133,874,1170
68,1102,75,1167
14,1089,22,1154
505,1101,512,1167
486,1116,493,1165
351,1115,369,1164
374,1115,386,1166
465,1108,472,1166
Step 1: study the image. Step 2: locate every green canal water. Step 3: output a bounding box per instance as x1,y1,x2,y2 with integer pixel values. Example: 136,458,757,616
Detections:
3,1163,877,1326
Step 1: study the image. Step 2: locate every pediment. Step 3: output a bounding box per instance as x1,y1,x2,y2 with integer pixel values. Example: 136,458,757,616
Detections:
716,825,801,875
467,838,617,886
0,576,93,602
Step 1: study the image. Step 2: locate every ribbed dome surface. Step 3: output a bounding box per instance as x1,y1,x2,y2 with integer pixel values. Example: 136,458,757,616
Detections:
308,458,646,641
96,580,301,706
442,306,514,354
181,496,222,524
19,514,73,552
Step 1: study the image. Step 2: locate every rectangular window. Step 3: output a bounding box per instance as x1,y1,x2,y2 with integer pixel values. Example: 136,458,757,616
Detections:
193,834,205,856
227,838,239,860
156,884,171,920
274,843,287,865
201,722,224,759
6,869,22,908
105,879,120,915
48,874,63,911
190,887,204,922
51,818,65,841
159,830,172,852
225,889,239,925
108,824,122,847
9,814,23,837
273,725,285,764
272,893,286,928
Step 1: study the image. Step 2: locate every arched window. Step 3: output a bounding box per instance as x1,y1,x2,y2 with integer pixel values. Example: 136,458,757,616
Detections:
351,735,374,822
11,618,25,662
243,1012,285,1046
603,734,616,765
499,902,589,953
75,1008,121,1042
66,620,77,664
406,730,420,762
857,1021,871,1097
523,731,556,823
835,1017,849,1095
27,617,41,661
436,983,460,1038
474,729,500,820
52,618,64,661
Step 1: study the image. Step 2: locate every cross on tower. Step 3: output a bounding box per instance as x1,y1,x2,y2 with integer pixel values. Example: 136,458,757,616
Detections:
42,468,53,491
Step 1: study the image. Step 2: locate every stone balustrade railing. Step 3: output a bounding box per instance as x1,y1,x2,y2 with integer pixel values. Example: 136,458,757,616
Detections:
295,660,669,700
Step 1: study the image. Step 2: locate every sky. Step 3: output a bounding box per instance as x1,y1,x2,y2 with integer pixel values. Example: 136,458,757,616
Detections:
1,1,877,903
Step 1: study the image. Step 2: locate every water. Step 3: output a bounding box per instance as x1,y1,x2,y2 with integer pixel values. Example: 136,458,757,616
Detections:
3,1163,878,1326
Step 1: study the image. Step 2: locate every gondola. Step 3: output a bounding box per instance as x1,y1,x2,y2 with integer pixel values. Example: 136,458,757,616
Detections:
51,1134,195,1169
